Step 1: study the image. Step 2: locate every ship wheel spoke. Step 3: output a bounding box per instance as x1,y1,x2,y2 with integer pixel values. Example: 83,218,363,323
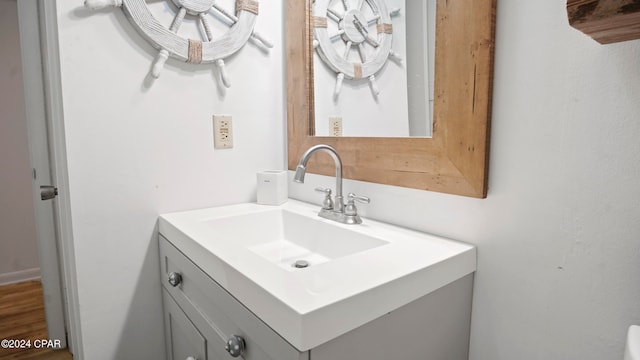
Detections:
364,0,378,15
365,34,380,47
343,40,353,59
327,8,343,22
199,13,214,41
151,7,187,78
357,43,367,62
330,30,346,41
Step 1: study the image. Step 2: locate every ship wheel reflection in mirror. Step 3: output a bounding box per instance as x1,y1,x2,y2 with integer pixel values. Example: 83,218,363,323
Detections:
312,0,401,98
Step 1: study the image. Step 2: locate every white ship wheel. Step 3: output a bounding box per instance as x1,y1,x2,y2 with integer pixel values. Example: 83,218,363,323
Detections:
313,0,400,97
84,0,272,87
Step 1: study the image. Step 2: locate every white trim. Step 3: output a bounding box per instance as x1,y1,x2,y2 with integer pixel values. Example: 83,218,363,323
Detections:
17,0,82,357
0,268,41,286
17,0,68,349
39,0,83,357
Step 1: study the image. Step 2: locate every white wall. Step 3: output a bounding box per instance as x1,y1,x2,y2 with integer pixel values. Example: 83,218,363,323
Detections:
55,1,284,358
0,0,40,284
53,0,640,358
405,0,435,137
290,1,640,359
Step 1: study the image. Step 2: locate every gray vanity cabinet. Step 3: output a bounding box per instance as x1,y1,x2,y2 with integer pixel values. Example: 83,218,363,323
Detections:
162,289,209,360
309,273,474,360
159,235,474,360
159,235,309,360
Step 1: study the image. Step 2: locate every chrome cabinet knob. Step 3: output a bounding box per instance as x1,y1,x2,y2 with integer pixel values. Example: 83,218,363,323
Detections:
168,272,182,287
224,335,245,357
185,357,196,360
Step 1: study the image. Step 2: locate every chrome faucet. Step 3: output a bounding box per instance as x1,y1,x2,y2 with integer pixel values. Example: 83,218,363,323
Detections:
294,144,369,224
294,144,345,211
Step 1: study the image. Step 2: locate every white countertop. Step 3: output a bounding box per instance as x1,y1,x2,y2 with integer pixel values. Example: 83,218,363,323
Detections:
158,199,476,351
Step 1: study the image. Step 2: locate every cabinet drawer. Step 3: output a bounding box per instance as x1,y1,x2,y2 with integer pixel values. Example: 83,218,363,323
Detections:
163,288,224,360
159,235,307,360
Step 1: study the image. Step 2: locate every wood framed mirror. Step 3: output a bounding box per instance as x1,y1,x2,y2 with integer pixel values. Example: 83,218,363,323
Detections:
286,0,497,198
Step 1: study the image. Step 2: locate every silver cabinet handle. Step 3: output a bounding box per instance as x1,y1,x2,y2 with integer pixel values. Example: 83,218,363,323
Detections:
168,272,182,287
224,335,245,357
185,357,196,360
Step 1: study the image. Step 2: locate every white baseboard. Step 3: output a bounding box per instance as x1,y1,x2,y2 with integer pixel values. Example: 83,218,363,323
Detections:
0,268,41,286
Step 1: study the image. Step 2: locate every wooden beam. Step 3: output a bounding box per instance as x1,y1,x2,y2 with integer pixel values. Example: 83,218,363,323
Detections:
567,0,640,44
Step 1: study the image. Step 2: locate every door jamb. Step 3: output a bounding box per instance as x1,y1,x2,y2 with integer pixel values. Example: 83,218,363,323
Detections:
19,0,84,357
39,1,83,355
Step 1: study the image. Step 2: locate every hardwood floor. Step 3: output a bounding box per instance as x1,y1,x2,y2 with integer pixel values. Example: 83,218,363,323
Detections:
0,281,72,360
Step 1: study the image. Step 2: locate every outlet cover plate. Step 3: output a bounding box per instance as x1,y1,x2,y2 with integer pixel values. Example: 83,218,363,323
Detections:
329,116,342,137
213,115,233,149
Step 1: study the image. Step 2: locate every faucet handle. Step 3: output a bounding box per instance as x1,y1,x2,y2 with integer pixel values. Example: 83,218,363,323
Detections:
315,187,334,210
347,193,370,204
345,193,370,217
344,193,370,223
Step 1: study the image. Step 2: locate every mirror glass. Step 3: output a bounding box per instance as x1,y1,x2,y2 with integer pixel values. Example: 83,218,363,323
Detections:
312,0,436,138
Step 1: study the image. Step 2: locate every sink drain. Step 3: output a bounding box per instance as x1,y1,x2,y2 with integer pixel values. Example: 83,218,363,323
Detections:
293,260,310,268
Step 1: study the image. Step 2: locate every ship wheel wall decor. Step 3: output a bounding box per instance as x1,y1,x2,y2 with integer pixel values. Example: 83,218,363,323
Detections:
313,0,400,97
84,0,272,88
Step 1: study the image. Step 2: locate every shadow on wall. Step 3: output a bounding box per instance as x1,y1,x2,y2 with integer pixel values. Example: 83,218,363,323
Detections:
113,224,165,359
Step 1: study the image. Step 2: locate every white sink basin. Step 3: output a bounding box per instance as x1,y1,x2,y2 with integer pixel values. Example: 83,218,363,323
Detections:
203,209,388,270
159,199,476,351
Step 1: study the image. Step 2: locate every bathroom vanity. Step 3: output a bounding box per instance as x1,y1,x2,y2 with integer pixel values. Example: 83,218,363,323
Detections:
158,200,476,360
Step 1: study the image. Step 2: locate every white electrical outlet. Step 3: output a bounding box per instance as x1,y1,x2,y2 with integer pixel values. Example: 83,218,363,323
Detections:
213,115,233,149
329,116,342,136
